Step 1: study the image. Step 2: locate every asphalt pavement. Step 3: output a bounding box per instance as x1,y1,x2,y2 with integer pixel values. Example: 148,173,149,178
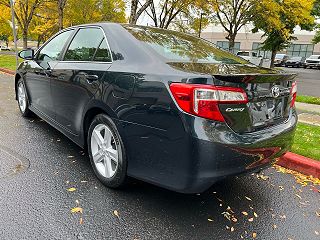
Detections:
282,67,320,97
0,73,319,240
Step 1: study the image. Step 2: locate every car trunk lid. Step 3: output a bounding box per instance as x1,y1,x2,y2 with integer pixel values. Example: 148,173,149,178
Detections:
167,62,297,133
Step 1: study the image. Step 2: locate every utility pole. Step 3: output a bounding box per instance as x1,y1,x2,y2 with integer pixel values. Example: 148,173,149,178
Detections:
198,13,206,38
9,0,19,68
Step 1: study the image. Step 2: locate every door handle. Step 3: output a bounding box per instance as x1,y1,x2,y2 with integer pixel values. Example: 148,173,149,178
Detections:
84,74,99,83
44,69,52,76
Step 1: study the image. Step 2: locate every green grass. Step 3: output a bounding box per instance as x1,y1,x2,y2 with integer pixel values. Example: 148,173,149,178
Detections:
292,123,320,160
0,54,20,71
296,95,320,105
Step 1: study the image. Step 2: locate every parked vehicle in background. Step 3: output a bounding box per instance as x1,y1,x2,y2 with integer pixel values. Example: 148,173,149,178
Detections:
285,56,306,68
236,51,262,66
15,23,298,193
304,55,320,69
274,54,289,66
0,46,11,51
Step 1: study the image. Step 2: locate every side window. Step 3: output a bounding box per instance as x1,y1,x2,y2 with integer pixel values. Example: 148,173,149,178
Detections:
37,30,74,62
93,38,112,62
64,28,107,61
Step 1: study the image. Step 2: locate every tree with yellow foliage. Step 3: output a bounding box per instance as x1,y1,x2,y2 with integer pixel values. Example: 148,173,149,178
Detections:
0,5,12,47
0,0,43,49
252,0,315,67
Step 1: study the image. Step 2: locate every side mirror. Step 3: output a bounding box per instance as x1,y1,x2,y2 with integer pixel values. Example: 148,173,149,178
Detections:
18,49,34,60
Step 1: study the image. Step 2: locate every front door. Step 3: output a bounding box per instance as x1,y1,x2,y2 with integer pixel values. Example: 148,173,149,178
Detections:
25,30,75,119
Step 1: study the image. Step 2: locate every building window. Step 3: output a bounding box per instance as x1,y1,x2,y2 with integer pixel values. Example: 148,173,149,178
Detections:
252,42,272,59
216,41,240,53
286,44,314,58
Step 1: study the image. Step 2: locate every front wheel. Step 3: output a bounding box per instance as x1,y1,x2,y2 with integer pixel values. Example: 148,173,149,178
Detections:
87,114,127,188
17,79,33,117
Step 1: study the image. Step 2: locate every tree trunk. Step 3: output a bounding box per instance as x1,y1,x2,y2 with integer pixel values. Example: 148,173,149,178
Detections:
22,29,28,49
37,35,41,48
129,0,138,24
228,37,235,53
270,49,277,68
58,7,64,30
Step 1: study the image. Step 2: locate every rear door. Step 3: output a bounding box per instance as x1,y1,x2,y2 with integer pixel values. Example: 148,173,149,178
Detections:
25,30,74,119
50,27,112,135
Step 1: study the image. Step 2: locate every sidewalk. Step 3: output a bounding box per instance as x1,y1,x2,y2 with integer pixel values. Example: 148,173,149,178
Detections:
296,102,320,126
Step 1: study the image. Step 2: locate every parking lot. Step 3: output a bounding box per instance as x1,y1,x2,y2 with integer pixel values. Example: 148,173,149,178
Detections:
282,67,320,97
0,72,319,239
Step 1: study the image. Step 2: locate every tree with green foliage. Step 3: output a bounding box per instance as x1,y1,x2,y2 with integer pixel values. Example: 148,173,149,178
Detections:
209,0,253,52
312,0,320,43
252,0,315,68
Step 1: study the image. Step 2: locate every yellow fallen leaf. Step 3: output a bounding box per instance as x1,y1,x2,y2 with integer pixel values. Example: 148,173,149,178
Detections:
242,211,248,216
231,217,238,222
252,232,257,238
230,226,235,232
245,196,252,201
273,224,277,229
316,211,320,217
248,218,254,222
113,210,119,218
254,212,258,218
207,218,213,222
67,187,76,192
71,207,83,214
295,194,302,199
79,217,83,224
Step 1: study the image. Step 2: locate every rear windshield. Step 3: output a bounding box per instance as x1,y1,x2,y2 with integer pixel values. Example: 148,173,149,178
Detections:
275,54,285,59
290,57,302,60
124,25,247,64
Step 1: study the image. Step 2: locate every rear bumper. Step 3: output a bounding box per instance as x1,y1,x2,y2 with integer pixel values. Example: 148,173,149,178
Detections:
122,110,297,194
171,110,297,193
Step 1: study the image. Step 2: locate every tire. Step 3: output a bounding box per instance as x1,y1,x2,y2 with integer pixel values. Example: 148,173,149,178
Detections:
17,79,33,117
87,114,127,188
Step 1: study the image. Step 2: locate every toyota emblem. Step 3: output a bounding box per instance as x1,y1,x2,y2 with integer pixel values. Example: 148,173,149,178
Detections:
271,86,280,98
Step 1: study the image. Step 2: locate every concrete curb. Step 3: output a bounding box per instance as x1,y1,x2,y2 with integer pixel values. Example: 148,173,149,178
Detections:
0,68,15,75
277,152,320,178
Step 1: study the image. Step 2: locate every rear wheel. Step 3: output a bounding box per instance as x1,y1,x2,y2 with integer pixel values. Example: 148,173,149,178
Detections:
87,114,127,188
17,79,33,117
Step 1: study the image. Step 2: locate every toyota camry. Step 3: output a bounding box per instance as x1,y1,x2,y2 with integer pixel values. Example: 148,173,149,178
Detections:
15,23,297,193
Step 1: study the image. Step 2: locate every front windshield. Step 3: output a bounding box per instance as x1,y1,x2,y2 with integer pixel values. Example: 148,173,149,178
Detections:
124,25,247,64
309,55,320,59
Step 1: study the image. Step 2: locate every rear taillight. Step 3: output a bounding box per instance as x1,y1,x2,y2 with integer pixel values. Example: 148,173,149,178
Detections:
290,81,297,107
169,83,248,122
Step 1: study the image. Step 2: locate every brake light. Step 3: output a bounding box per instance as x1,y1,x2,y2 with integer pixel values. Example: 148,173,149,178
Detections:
290,81,297,107
169,83,248,122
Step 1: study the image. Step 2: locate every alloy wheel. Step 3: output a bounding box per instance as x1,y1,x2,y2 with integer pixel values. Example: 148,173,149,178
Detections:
17,82,27,112
90,124,119,178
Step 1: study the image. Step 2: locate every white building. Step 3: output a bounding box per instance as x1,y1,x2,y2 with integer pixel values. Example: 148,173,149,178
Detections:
200,24,320,58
